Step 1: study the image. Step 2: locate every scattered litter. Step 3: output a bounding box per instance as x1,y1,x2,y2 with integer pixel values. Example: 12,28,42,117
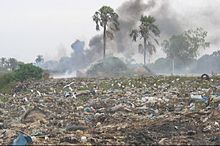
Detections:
189,102,196,111
1,76,220,145
64,91,72,98
201,74,210,81
36,90,41,96
84,107,95,113
187,130,197,136
0,123,4,129
60,136,79,144
203,125,212,133
66,124,87,131
12,132,32,146
80,136,87,143
63,82,74,89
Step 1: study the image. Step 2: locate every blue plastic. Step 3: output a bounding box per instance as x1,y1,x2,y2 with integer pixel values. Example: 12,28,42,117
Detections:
12,132,32,146
84,107,93,113
201,96,209,103
216,93,220,97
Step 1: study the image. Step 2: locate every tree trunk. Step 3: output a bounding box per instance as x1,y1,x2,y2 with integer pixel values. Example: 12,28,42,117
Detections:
143,38,147,65
103,25,106,59
147,42,150,64
172,58,175,75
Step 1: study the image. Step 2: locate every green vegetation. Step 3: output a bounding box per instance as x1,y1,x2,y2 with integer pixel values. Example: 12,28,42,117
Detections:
0,57,22,71
0,64,43,93
13,64,43,81
0,71,9,77
35,55,44,65
162,28,210,74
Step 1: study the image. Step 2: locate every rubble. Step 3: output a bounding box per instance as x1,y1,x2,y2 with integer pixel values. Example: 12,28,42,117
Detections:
0,76,220,145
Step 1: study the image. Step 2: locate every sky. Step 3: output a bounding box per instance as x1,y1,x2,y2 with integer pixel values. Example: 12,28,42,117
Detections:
0,0,219,63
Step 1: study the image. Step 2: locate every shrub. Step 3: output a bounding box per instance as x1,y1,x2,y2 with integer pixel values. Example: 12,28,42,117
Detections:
0,64,43,93
14,64,43,81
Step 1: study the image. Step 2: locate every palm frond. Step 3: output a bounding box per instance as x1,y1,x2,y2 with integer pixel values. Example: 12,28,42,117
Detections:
93,12,101,31
148,42,157,55
130,29,139,41
96,24,100,31
162,40,170,50
150,24,160,37
138,44,144,54
106,31,114,40
154,38,159,45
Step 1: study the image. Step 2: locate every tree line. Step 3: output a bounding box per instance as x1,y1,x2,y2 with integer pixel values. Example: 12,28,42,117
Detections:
92,5,211,70
35,5,215,74
0,57,23,71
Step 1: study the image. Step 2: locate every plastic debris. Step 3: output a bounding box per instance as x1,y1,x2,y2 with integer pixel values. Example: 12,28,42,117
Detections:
191,95,204,100
203,125,212,133
12,132,32,146
84,107,95,113
66,124,87,131
60,136,79,144
64,91,72,98
187,130,197,136
1,76,220,145
189,102,196,111
63,82,74,89
0,123,4,129
190,94,210,104
80,136,87,143
201,74,210,80
36,90,41,96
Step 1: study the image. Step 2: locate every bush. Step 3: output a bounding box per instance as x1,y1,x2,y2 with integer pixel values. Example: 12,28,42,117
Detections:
0,73,15,89
0,64,43,93
14,64,43,81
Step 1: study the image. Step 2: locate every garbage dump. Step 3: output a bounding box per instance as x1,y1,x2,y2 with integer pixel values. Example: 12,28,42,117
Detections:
0,76,220,145
12,132,32,145
86,57,154,77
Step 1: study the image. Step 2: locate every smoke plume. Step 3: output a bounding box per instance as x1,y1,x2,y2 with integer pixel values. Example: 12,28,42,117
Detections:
114,0,155,53
150,1,184,38
40,0,220,75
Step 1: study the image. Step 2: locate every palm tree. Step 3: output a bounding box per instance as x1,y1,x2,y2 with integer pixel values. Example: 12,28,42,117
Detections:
35,55,44,65
130,15,160,65
8,58,18,71
0,57,6,68
93,6,119,59
4,59,10,70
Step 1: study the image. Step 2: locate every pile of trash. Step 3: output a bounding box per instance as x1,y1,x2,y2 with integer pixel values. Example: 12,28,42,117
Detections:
86,57,129,77
0,75,220,145
86,57,154,77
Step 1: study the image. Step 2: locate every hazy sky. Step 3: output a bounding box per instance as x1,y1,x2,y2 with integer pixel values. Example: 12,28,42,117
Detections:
0,0,219,62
